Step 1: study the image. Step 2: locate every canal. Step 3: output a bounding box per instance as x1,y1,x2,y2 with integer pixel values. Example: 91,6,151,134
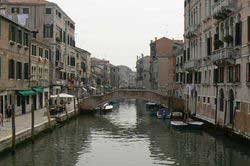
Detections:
1,100,250,166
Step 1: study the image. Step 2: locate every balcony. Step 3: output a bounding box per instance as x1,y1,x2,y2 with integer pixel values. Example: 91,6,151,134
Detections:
212,0,236,20
55,61,64,70
183,60,200,71
211,47,237,65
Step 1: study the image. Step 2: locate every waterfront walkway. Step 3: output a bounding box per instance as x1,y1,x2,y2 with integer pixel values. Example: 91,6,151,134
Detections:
0,108,49,141
0,101,77,152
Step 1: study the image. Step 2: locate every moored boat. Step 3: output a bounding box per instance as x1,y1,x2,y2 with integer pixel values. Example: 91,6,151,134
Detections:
157,107,171,119
146,102,160,116
171,121,188,129
187,121,204,129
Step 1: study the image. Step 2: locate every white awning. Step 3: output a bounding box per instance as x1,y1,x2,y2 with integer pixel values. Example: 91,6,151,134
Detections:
50,93,75,98
82,87,87,91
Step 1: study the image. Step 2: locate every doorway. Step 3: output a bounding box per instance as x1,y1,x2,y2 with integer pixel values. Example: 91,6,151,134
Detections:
228,90,234,124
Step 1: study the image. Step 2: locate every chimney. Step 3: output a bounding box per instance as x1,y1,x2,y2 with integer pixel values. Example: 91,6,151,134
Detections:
155,37,157,41
150,40,153,44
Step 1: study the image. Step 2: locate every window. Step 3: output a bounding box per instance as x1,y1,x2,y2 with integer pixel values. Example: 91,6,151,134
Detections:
214,68,218,83
203,97,206,103
63,31,66,43
228,66,234,83
70,56,75,66
32,45,37,56
16,61,22,80
44,50,49,59
236,101,241,111
235,21,242,46
207,97,210,104
11,7,19,14
9,59,15,79
219,67,224,83
17,95,21,107
45,8,52,14
235,64,241,82
43,24,53,38
247,63,250,82
0,56,1,78
248,16,250,42
17,29,22,44
23,32,29,46
0,17,2,37
24,63,29,80
39,47,43,57
207,37,212,56
23,8,29,14
9,25,16,42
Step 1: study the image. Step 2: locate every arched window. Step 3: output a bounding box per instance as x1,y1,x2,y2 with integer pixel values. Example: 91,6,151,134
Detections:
219,89,224,112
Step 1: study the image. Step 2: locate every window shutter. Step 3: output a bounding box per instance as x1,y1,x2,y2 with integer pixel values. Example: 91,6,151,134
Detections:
248,16,250,42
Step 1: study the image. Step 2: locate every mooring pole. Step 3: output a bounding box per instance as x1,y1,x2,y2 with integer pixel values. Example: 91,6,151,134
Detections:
31,104,35,143
11,103,16,155
46,101,51,128
74,97,77,115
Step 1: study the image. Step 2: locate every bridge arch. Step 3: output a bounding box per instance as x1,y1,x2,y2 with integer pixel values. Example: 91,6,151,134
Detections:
79,89,185,112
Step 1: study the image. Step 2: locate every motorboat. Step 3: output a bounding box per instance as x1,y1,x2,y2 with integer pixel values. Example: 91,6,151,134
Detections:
187,121,204,129
171,121,188,129
102,103,113,112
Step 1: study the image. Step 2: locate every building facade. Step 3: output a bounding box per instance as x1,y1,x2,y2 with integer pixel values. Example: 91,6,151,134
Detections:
182,0,250,137
136,54,151,89
1,0,78,95
150,37,182,93
0,14,50,117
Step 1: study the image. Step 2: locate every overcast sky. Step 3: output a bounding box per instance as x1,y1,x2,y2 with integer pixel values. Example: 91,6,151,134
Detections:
50,0,184,70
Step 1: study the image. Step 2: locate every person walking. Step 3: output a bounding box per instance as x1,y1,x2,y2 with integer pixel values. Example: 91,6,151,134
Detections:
6,105,11,122
0,112,3,127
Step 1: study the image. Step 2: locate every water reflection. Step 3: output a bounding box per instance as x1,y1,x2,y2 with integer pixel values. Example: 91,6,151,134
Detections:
0,100,250,166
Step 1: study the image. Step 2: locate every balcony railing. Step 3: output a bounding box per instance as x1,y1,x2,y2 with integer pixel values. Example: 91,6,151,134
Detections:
183,60,200,70
212,0,236,20
211,47,236,64
55,61,64,70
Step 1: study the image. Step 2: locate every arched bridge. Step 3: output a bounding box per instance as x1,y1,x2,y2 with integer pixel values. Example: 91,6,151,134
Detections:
79,89,185,111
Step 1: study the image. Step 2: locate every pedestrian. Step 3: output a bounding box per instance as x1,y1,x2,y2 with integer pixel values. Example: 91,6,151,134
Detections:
0,112,3,127
6,105,11,122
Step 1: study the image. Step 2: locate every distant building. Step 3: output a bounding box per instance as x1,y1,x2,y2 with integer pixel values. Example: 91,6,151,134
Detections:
149,37,183,93
136,54,150,89
111,65,135,89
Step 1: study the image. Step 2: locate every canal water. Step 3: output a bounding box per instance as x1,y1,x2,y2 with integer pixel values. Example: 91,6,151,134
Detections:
1,100,250,166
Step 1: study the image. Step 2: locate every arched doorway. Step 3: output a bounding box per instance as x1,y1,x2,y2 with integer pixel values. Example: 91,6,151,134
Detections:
219,89,224,112
228,89,235,124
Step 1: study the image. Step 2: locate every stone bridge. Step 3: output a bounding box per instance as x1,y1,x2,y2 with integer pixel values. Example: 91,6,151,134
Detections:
79,89,185,111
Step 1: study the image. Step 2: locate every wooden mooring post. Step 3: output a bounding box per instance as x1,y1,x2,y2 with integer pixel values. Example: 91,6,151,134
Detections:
31,104,35,143
74,98,77,115
46,101,51,128
11,104,16,155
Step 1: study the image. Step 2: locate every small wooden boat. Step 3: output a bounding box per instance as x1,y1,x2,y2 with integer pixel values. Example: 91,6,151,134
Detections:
187,121,204,129
171,121,188,129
